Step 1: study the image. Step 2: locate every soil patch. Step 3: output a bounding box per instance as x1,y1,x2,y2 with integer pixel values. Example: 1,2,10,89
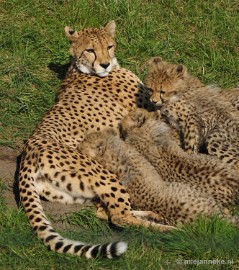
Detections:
0,146,89,228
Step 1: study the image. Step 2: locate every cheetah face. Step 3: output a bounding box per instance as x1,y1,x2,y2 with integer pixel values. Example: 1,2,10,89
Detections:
78,129,116,158
78,135,106,158
120,108,169,139
145,57,187,105
65,21,119,77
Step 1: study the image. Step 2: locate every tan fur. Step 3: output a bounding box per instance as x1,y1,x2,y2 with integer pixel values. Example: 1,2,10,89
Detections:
219,88,239,111
79,128,238,226
64,21,119,78
145,57,239,169
18,22,155,259
120,109,239,206
144,57,204,105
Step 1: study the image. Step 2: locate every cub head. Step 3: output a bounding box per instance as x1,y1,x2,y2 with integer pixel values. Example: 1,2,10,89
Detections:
119,109,160,139
65,21,119,77
78,129,117,158
144,57,188,105
120,108,177,145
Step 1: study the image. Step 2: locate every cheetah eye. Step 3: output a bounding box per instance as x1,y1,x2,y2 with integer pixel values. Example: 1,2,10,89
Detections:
160,90,165,94
148,88,153,95
86,48,94,53
107,45,114,50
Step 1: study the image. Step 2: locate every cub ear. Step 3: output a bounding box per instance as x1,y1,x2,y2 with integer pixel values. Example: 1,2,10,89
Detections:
64,26,79,41
152,56,163,64
176,64,187,77
96,140,106,156
119,124,127,140
152,110,161,120
134,111,146,127
104,21,116,37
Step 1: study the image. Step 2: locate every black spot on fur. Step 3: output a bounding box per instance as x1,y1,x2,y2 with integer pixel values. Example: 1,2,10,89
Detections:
90,245,100,258
80,181,85,191
63,244,73,253
100,243,108,257
74,244,83,253
38,226,48,231
55,242,64,251
45,234,58,243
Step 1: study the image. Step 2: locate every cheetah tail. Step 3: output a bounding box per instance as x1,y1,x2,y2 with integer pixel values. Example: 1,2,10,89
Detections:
18,163,127,259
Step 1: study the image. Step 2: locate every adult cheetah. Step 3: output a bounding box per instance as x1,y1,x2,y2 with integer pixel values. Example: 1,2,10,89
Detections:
120,109,239,206
78,129,238,225
18,21,159,259
145,57,239,169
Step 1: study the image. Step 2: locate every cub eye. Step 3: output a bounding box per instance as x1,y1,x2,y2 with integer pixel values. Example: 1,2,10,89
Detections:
147,88,153,95
160,90,165,94
107,45,114,50
86,49,94,53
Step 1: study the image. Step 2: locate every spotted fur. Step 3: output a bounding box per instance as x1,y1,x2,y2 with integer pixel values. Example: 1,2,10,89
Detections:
218,88,239,111
18,21,155,259
145,57,239,170
79,128,238,225
120,109,239,207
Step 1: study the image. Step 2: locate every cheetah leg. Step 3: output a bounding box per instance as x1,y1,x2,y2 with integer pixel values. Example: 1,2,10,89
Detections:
96,204,165,224
20,142,177,259
36,180,93,205
96,204,108,220
183,114,202,153
131,210,165,222
37,146,176,232
161,102,202,153
19,144,131,259
91,181,177,231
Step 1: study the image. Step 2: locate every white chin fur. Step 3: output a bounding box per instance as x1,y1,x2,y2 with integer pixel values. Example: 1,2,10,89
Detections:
77,64,109,77
77,58,119,77
97,71,110,77
112,57,120,68
76,64,91,74
96,59,120,77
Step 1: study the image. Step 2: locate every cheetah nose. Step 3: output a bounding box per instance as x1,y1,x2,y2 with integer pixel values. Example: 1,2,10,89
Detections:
100,63,110,69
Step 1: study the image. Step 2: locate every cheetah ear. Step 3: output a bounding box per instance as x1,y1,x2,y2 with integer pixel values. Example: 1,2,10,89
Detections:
153,110,161,119
64,26,79,41
95,140,106,156
135,112,146,127
152,56,163,64
176,64,187,77
147,56,163,68
104,21,116,37
119,124,127,140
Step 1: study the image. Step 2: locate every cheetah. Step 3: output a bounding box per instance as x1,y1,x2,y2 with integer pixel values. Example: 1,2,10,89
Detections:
18,21,158,259
218,87,239,112
144,57,239,169
120,109,239,206
78,129,238,225
145,57,239,112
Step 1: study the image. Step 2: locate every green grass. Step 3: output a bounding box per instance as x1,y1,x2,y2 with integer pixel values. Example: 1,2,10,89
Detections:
1,191,239,270
0,0,239,269
0,0,238,147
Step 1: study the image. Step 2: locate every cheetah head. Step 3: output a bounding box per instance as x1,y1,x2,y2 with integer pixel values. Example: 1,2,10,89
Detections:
120,109,161,139
65,21,119,77
144,57,188,105
78,129,117,159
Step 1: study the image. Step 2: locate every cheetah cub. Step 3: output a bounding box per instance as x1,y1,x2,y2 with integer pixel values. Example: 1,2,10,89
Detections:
145,57,239,170
78,129,235,225
218,87,239,112
120,109,239,206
